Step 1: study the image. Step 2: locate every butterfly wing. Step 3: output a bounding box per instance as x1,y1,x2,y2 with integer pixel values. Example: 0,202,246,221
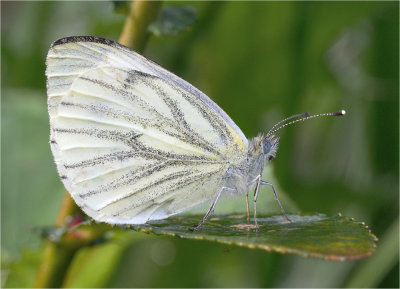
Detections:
46,36,248,224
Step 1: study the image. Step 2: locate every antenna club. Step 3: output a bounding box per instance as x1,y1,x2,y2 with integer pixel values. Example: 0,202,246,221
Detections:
332,110,346,116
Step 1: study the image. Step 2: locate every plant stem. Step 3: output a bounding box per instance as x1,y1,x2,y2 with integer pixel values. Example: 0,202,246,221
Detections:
34,241,76,288
34,1,162,287
34,221,116,287
55,192,81,227
119,0,162,52
34,193,82,288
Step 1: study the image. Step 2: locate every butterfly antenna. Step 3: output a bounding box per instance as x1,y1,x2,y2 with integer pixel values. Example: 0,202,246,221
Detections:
266,112,310,137
267,110,346,136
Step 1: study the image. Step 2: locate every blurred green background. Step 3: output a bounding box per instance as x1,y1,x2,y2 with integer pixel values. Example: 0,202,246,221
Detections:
2,1,398,287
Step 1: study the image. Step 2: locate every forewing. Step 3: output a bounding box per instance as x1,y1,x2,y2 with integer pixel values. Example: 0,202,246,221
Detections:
47,36,248,149
46,37,247,224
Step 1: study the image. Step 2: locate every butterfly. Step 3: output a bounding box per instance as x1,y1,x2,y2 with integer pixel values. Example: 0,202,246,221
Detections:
46,36,345,230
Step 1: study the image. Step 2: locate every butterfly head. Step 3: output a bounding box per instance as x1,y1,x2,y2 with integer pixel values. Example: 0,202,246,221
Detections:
262,135,280,161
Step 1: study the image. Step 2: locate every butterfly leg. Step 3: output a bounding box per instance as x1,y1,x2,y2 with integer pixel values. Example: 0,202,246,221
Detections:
260,180,292,222
189,186,233,231
253,176,262,227
246,192,250,223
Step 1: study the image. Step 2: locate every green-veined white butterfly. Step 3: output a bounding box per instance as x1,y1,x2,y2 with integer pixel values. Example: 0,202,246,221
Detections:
46,36,345,230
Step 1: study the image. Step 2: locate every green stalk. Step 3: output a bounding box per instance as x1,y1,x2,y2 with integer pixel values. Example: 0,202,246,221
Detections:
34,193,81,288
119,0,162,52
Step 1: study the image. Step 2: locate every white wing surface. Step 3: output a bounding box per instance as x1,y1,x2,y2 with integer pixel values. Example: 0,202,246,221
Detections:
46,36,248,224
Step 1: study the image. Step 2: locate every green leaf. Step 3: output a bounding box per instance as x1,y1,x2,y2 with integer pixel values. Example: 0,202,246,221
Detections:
148,6,196,37
129,213,377,261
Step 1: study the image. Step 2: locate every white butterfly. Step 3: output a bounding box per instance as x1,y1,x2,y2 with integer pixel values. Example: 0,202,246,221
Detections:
46,36,345,230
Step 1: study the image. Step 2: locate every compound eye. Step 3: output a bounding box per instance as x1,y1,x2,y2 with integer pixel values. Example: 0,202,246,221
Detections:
263,141,271,154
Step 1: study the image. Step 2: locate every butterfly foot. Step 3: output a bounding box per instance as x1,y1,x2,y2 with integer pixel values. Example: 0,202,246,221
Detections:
188,225,199,232
283,214,292,224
